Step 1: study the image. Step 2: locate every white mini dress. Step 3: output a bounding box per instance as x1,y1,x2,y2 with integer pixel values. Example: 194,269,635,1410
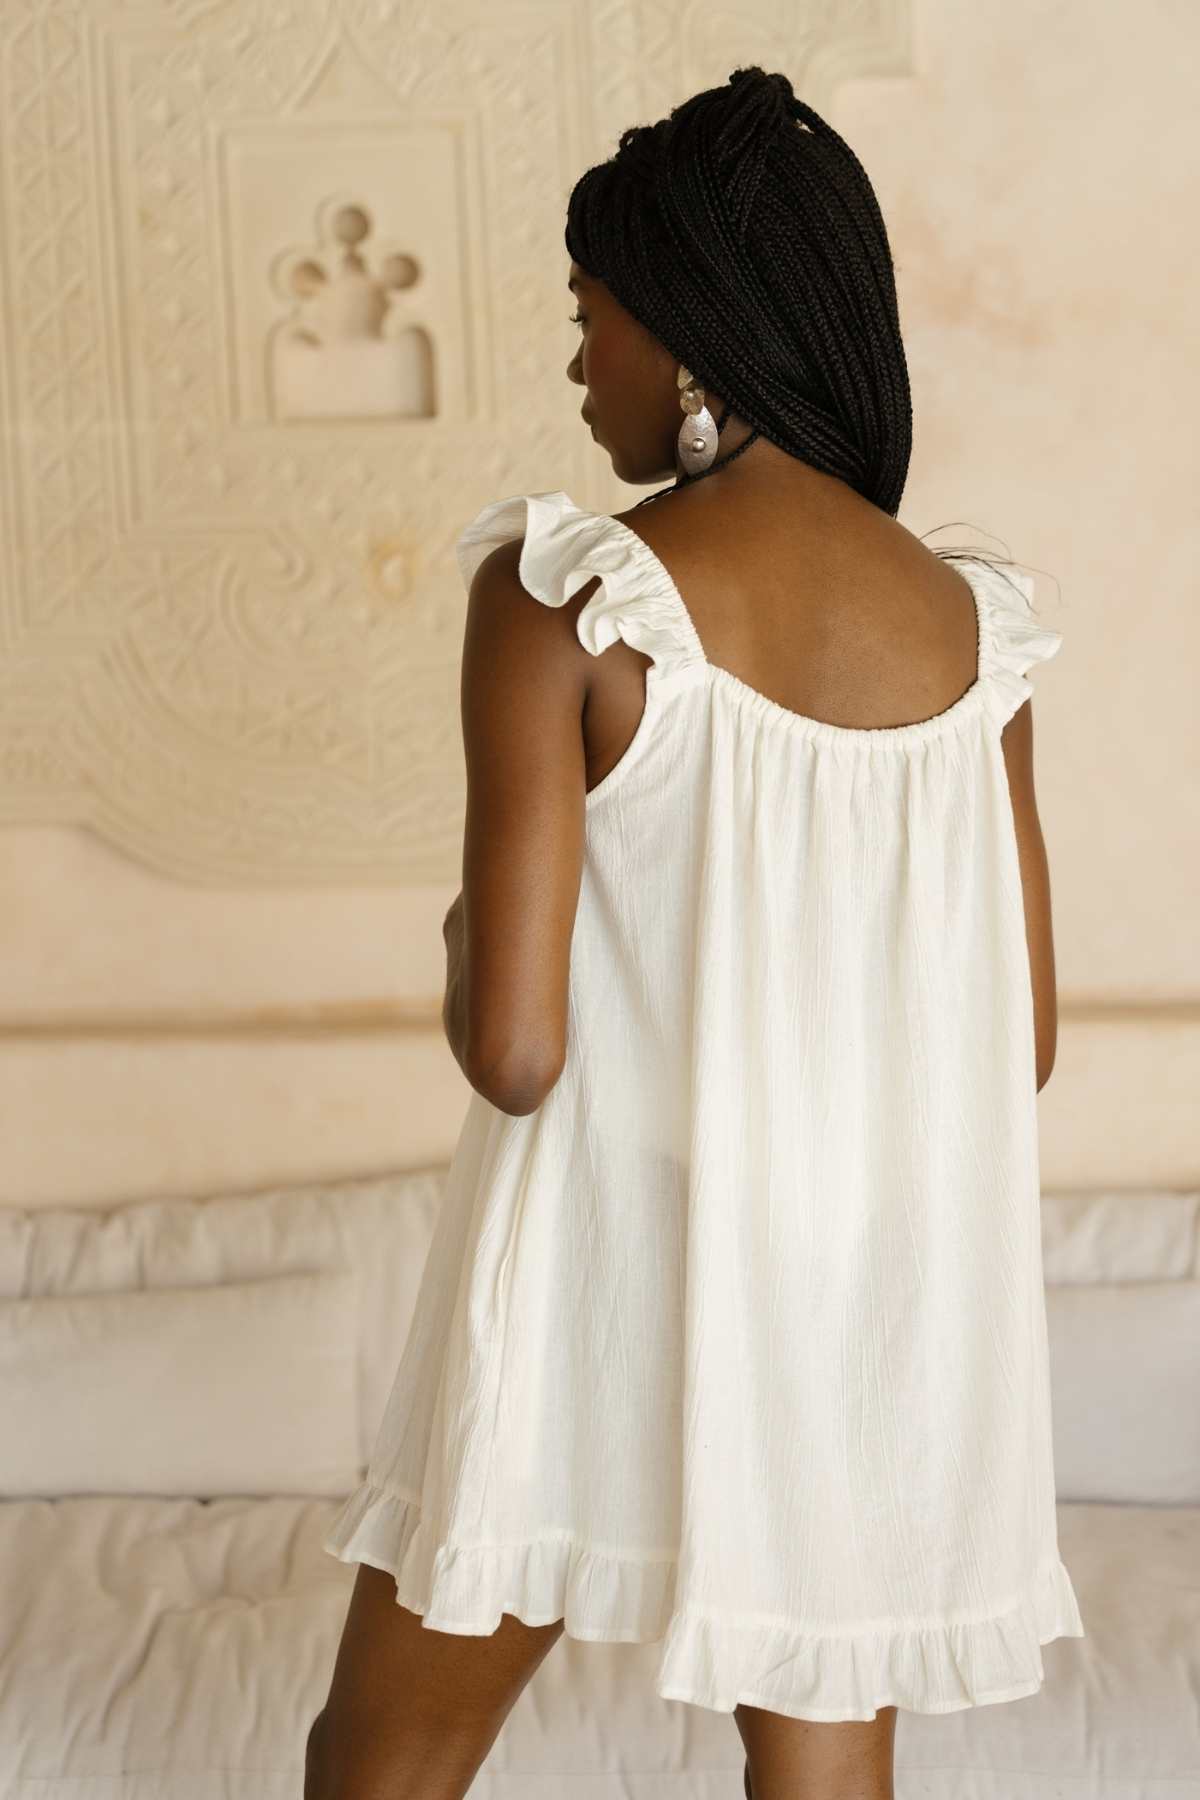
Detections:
324,490,1086,1723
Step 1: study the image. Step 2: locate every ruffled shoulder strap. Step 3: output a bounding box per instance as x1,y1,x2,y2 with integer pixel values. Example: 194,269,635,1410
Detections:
959,556,1063,726
455,490,706,676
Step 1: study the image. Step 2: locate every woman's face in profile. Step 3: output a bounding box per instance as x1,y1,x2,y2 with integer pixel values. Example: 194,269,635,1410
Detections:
565,260,683,486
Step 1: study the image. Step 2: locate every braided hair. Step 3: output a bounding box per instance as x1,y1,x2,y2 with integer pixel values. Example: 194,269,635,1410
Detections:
565,65,913,517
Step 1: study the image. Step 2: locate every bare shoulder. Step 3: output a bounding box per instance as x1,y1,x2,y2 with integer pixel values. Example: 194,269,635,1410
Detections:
614,489,969,598
465,533,596,639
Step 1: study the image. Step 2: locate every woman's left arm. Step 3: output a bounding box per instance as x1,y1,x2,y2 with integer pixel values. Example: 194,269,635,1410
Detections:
443,537,595,1115
441,889,467,1065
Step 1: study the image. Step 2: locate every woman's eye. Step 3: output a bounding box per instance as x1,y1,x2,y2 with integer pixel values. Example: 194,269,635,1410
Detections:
568,310,586,327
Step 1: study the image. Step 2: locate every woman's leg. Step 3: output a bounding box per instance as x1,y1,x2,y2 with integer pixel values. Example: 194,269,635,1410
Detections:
735,1700,898,1800
305,1562,564,1800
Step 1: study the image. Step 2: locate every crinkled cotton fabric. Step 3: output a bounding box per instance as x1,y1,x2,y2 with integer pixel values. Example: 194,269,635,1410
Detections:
324,490,1086,1722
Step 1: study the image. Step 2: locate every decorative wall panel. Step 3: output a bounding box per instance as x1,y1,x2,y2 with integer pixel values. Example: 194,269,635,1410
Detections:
0,0,911,883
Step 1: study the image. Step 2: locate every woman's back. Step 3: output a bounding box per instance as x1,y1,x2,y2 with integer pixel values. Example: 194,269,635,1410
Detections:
611,475,985,735
323,486,1085,1725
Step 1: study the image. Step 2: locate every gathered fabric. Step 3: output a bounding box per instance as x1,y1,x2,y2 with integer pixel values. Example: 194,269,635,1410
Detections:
324,491,1084,1722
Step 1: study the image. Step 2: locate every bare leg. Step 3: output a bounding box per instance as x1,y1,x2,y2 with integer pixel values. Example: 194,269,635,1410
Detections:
305,1562,565,1799
735,1701,898,1800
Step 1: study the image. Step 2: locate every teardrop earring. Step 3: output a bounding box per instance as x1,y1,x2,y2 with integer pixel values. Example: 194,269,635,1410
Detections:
676,364,718,474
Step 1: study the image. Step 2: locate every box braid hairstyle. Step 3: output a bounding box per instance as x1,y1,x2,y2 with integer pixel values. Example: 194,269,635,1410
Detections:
564,64,1043,607
565,64,913,518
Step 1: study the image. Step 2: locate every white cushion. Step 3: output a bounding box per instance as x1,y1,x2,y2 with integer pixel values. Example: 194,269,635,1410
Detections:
1047,1278,1200,1504
0,1272,360,1498
1040,1188,1200,1282
0,1165,445,1465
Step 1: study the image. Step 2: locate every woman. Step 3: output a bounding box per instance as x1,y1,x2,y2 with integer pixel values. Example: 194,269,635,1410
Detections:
307,66,1084,1800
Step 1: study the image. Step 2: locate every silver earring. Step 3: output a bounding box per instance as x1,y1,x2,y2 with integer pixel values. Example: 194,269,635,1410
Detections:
676,364,718,474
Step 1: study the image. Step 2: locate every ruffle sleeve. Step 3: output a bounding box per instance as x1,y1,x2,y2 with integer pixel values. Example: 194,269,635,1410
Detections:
970,558,1064,727
455,489,705,676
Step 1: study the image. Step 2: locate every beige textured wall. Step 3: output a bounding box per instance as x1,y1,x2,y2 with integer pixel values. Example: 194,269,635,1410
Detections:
0,1,1194,1207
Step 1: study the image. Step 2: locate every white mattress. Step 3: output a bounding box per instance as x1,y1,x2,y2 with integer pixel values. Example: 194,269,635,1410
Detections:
0,1493,1194,1799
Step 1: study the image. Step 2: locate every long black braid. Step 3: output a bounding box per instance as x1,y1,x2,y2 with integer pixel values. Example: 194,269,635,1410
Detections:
565,66,912,517
564,64,1043,603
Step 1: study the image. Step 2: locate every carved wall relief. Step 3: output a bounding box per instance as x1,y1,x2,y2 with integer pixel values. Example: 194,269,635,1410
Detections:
0,0,911,884
270,203,435,422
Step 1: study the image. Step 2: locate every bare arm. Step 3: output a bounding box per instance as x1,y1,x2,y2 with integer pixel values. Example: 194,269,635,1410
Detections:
445,539,597,1115
1000,698,1058,1091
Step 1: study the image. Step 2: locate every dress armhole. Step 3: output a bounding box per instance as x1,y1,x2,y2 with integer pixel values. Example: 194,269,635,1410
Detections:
966,558,1063,727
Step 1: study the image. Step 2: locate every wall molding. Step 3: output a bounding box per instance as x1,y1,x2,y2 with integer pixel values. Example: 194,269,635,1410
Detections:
0,997,1194,1041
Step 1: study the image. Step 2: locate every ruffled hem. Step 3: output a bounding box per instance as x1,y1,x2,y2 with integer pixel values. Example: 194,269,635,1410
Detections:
323,1481,1086,1723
